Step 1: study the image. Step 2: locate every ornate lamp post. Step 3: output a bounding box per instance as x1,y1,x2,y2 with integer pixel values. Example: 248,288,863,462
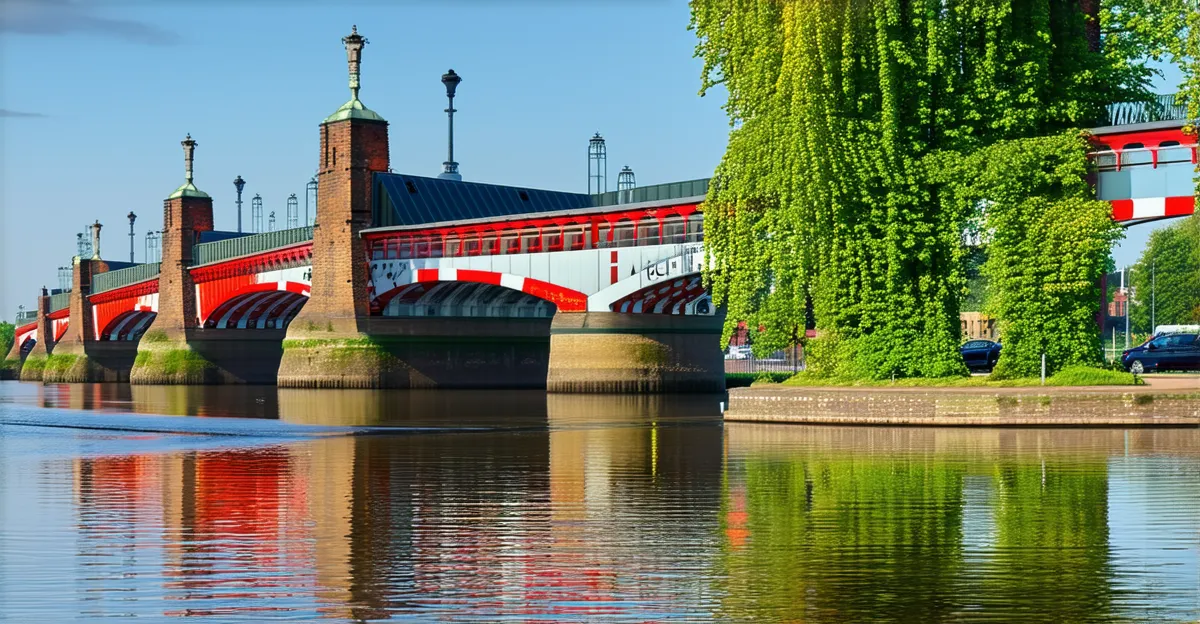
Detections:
234,175,246,233
91,219,103,260
438,69,462,181
344,25,366,102
127,212,137,263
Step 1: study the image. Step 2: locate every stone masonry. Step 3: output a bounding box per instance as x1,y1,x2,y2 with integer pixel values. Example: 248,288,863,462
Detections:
18,292,54,381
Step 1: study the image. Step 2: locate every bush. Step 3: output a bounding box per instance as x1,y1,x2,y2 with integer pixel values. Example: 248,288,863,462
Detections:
1045,365,1142,386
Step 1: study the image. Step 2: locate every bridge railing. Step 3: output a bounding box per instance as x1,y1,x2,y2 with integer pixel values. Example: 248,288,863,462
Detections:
592,178,709,207
48,292,70,313
91,262,162,295
1105,93,1189,126
15,310,37,325
193,226,313,266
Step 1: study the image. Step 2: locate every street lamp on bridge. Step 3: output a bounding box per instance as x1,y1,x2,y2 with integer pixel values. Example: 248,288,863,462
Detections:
234,175,246,233
438,69,462,181
127,212,137,263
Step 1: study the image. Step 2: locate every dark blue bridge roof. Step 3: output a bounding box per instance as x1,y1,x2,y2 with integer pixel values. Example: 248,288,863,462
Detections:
374,173,593,227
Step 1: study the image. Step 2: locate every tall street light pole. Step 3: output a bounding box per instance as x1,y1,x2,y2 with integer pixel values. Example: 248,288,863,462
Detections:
234,175,246,233
1151,259,1156,333
127,212,137,263
438,69,462,181
1123,266,1130,349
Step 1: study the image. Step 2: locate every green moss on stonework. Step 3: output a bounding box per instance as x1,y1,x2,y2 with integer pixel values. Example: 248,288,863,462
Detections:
132,348,217,384
142,330,169,344
21,356,46,375
43,353,80,374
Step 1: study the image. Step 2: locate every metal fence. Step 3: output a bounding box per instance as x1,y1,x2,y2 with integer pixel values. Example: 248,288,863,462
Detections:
92,262,161,294
48,292,70,312
724,345,805,375
193,226,313,266
14,310,37,325
1106,93,1189,126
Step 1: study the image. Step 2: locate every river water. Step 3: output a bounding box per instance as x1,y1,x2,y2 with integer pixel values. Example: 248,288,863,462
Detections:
0,381,1197,622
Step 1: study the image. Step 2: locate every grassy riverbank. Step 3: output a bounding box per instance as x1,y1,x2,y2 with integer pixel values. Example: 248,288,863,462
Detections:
727,365,1143,389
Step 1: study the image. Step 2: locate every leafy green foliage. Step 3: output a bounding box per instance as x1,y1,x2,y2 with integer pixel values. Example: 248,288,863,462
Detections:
780,363,1139,386
690,0,1184,380
1130,214,1200,332
934,133,1124,377
0,322,12,356
1045,365,1139,386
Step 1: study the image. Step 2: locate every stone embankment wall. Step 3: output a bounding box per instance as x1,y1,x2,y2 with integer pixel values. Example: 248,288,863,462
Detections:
725,386,1200,426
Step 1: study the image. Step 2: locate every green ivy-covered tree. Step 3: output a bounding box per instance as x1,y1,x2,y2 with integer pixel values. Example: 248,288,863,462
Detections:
0,322,13,356
1130,214,1200,331
690,0,1194,380
932,133,1124,376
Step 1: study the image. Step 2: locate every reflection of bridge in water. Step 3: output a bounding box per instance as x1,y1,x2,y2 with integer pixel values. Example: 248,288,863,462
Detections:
41,389,1200,621
55,386,724,620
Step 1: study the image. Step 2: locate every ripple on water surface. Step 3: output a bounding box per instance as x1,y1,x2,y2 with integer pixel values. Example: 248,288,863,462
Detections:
0,382,1198,622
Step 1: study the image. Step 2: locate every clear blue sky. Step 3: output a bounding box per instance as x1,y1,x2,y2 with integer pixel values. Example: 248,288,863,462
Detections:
0,1,1187,317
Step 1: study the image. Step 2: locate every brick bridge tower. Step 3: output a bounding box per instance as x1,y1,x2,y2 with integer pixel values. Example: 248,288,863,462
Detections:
16,287,54,381
129,134,217,384
277,25,391,387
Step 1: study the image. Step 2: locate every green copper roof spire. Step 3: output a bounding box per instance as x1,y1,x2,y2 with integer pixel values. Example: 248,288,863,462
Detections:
324,25,384,123
168,133,210,199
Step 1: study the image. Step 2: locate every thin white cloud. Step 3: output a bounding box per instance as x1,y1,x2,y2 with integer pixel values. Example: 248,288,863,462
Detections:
0,0,176,45
0,109,47,118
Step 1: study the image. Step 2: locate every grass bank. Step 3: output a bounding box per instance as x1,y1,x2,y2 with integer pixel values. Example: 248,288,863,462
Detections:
773,365,1142,388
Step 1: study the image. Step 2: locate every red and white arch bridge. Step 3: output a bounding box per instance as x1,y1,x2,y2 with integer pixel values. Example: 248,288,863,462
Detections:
66,116,1195,343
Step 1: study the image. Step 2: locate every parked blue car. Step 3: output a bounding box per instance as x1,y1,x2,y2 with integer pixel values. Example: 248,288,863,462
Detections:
960,339,1001,372
1122,333,1200,374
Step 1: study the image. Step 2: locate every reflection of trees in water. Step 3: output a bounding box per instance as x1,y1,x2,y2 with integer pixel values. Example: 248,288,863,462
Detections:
717,455,968,621
718,426,1124,622
985,458,1113,622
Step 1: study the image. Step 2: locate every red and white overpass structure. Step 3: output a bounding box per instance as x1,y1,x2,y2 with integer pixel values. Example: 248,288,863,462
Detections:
10,110,1196,358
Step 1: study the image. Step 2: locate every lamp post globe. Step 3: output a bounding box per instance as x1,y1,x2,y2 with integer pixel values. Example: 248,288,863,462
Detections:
441,69,461,97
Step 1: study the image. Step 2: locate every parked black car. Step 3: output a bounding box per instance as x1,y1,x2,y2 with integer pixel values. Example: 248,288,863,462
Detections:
1122,333,1200,374
960,339,1001,372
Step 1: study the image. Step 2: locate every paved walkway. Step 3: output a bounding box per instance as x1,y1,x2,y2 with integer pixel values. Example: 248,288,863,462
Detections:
1139,373,1200,391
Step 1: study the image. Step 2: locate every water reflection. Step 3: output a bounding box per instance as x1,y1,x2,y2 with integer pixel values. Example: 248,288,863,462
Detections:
2,383,1198,621
722,425,1200,623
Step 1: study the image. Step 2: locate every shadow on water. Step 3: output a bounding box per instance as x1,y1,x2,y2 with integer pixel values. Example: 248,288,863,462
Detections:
4,382,726,431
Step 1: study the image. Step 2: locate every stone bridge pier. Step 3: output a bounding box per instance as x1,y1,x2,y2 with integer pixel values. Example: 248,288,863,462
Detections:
15,294,54,381
547,311,725,393
129,136,286,385
40,257,140,383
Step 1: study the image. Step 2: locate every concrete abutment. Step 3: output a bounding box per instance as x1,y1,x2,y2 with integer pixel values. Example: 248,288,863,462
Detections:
547,311,726,393
129,329,286,385
277,317,551,389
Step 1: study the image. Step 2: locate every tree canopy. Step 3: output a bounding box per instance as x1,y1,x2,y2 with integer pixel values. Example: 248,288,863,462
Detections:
690,0,1196,379
1130,214,1200,330
0,322,13,358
